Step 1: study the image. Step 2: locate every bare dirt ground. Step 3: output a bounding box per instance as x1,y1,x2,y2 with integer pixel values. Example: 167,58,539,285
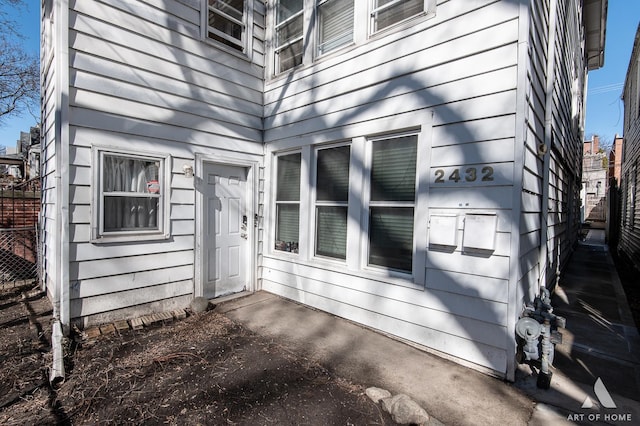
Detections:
0,283,394,425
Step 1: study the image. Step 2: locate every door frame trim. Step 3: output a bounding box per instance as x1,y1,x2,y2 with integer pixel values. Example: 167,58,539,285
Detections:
194,153,259,299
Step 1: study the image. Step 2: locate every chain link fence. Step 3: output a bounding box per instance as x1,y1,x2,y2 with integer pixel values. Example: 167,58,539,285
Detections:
0,178,40,288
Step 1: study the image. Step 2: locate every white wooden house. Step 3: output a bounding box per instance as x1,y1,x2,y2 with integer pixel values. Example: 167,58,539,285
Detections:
40,0,607,380
621,24,640,270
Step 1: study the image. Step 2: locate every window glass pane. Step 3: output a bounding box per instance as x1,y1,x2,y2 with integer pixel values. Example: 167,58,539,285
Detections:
316,206,347,259
104,197,159,232
372,0,423,32
103,156,160,194
276,153,301,201
278,39,304,71
208,0,245,50
371,135,417,201
210,16,243,40
277,12,304,46
318,0,354,54
278,0,303,23
369,207,413,271
210,0,244,21
276,204,299,252
317,146,350,201
276,153,301,253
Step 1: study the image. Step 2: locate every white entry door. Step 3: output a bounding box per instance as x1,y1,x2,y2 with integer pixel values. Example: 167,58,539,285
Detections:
202,163,250,299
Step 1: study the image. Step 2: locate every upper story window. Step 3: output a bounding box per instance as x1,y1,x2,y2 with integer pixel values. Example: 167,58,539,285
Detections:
272,0,434,75
206,0,247,52
371,0,425,33
317,0,355,56
275,0,305,73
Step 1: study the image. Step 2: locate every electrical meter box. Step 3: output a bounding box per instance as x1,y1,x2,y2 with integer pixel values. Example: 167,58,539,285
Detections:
462,213,497,251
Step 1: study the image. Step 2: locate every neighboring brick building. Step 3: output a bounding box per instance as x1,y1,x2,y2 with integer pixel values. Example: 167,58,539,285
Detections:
609,134,624,186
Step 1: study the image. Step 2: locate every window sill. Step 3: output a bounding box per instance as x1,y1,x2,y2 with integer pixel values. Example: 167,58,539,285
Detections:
203,37,253,63
91,232,170,245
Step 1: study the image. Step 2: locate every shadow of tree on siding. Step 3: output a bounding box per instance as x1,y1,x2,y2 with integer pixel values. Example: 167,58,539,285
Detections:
57,0,591,419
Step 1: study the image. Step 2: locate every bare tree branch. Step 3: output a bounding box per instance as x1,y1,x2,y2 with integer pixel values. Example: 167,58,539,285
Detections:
0,0,39,126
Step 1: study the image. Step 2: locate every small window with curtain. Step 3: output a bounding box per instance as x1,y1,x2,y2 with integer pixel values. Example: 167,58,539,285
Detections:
92,148,170,242
315,145,350,259
317,0,354,56
368,134,417,272
370,0,425,33
275,152,301,252
275,0,304,73
206,0,247,52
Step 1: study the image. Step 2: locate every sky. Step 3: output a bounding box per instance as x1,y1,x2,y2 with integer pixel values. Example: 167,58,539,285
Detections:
585,1,640,144
0,1,39,152
0,2,637,151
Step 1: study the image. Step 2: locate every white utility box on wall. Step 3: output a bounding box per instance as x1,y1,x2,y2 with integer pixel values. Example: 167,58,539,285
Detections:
462,213,498,252
428,214,458,247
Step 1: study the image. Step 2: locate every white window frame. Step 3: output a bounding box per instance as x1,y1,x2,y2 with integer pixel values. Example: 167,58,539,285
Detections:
269,0,436,76
273,151,302,254
203,0,253,56
91,146,171,243
274,0,306,74
312,142,351,261
369,0,435,35
361,131,419,277
316,0,355,57
269,123,427,287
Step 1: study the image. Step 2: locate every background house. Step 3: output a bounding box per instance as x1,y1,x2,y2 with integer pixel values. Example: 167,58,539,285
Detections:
581,135,608,223
41,0,606,381
620,23,640,270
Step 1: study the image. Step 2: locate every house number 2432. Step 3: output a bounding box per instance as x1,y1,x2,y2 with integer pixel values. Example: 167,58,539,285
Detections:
434,166,494,183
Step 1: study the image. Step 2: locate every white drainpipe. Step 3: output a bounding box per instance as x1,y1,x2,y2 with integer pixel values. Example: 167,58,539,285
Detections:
538,0,558,294
50,320,65,384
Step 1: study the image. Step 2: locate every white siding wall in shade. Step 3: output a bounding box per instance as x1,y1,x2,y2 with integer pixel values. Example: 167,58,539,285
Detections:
262,1,523,375
40,0,59,303
518,0,549,308
542,0,585,290
621,25,640,269
64,0,266,326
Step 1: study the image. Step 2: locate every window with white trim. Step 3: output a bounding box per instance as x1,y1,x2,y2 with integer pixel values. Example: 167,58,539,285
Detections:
206,0,247,52
315,145,350,259
273,131,420,278
275,0,305,73
370,0,426,33
275,152,301,252
92,149,170,242
317,0,355,56
367,134,417,272
272,1,434,75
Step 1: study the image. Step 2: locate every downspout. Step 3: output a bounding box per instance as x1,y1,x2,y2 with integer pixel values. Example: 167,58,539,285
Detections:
538,0,558,294
50,0,71,384
507,0,531,381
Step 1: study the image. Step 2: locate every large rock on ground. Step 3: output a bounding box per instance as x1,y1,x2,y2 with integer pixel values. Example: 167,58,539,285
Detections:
381,393,430,425
365,387,392,403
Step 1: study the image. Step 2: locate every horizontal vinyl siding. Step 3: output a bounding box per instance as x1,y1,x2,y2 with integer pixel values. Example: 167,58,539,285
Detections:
65,0,265,322
517,0,549,307
262,0,521,374
261,257,509,371
40,1,58,302
620,29,640,269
